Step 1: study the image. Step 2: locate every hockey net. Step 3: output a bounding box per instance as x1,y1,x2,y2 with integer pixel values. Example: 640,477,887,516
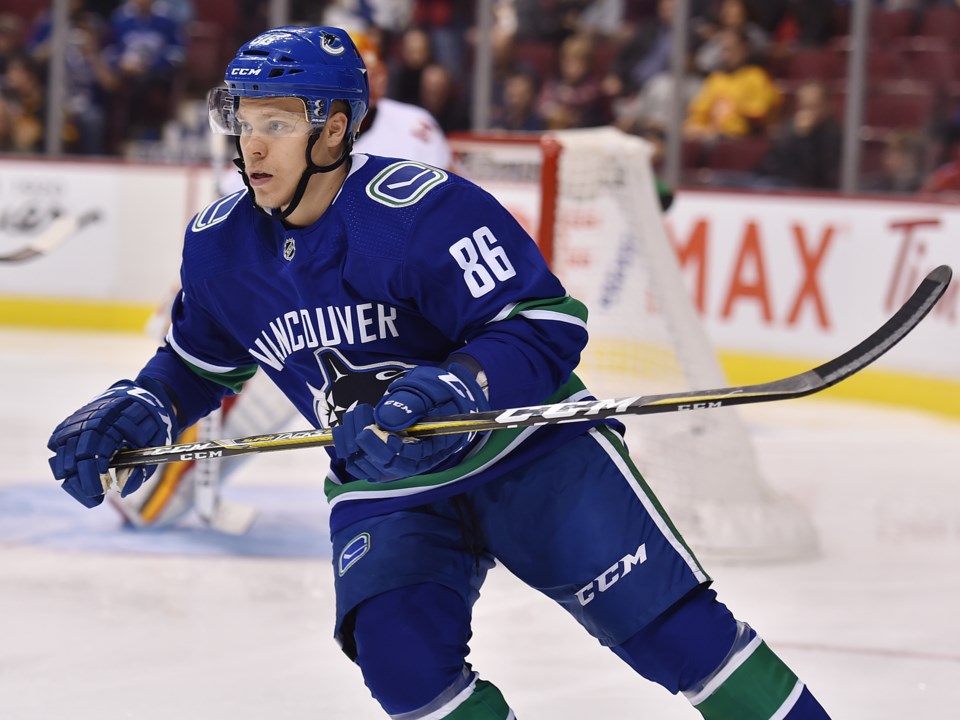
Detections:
450,128,817,562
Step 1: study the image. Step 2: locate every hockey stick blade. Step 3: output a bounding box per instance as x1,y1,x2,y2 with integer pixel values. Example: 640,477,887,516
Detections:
112,264,952,469
0,210,101,263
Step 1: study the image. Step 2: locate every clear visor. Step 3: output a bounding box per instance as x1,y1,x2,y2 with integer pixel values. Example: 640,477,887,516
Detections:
207,87,324,137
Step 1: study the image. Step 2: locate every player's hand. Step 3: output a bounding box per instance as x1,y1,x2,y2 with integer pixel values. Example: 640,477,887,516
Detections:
47,380,178,507
332,363,488,482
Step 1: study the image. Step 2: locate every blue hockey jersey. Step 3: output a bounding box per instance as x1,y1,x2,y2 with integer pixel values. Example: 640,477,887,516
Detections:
140,154,598,533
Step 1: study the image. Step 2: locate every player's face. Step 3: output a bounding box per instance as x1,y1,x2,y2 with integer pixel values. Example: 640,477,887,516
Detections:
237,97,312,209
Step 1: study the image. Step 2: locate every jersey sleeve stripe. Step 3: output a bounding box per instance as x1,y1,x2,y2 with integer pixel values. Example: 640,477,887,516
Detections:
166,328,240,374
517,308,588,330
488,302,519,323
487,295,588,326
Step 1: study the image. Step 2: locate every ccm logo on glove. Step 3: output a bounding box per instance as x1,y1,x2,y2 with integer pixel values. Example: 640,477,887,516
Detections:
332,363,489,483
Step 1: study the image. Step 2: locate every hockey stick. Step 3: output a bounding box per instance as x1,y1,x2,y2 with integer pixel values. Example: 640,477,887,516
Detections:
111,264,953,469
0,209,101,263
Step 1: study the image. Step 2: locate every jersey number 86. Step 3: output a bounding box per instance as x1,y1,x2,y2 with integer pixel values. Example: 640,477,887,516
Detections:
449,226,517,298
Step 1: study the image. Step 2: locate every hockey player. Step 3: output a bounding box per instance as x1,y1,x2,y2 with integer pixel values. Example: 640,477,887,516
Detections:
47,26,831,720
117,29,454,529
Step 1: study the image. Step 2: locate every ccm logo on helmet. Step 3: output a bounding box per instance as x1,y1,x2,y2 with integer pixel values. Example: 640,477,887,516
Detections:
230,67,262,76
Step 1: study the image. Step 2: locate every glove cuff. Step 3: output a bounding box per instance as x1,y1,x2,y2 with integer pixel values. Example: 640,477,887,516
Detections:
115,376,181,440
444,360,491,412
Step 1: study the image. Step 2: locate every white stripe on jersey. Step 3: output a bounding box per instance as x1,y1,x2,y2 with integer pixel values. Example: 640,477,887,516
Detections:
589,426,709,584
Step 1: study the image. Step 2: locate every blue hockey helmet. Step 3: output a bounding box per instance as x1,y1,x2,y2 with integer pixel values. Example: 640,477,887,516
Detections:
208,26,369,141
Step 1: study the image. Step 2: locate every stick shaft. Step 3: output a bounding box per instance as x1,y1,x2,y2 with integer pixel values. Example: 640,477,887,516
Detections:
112,265,952,469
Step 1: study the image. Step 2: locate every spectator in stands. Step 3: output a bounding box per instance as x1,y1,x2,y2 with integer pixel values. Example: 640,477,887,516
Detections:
786,0,836,47
103,0,185,149
683,28,780,140
28,3,117,155
695,0,769,74
0,54,45,153
601,0,676,103
740,0,790,34
0,14,23,77
411,0,471,81
28,0,93,49
536,33,607,129
322,0,414,36
755,80,841,189
154,0,194,25
571,0,627,39
613,42,702,138
490,70,546,131
418,62,469,133
0,96,15,152
863,130,925,194
739,0,834,47
511,0,621,44
389,27,434,107
351,30,453,169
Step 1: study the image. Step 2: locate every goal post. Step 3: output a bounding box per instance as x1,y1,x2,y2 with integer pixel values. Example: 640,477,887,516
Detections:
449,128,818,563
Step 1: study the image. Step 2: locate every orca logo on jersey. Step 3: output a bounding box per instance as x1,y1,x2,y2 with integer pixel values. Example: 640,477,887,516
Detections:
307,348,414,428
366,162,448,208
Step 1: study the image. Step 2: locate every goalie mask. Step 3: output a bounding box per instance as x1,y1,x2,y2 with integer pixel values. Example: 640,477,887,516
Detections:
208,26,370,220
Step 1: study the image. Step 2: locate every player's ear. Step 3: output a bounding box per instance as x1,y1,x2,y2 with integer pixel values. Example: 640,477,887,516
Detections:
324,109,348,147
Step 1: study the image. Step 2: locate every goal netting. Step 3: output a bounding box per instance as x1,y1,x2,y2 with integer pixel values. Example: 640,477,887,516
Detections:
450,128,818,562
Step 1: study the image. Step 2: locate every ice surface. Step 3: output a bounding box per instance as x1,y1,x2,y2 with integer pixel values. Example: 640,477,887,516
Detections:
2,328,957,719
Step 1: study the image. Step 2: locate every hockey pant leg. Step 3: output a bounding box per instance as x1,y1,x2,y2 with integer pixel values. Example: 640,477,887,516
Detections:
612,585,830,719
351,583,515,719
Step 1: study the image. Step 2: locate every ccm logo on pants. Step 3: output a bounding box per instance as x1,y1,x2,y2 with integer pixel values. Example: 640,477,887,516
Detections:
575,543,647,606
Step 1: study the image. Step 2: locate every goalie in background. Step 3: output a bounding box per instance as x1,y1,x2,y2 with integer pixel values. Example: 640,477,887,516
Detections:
48,26,832,720
116,29,454,530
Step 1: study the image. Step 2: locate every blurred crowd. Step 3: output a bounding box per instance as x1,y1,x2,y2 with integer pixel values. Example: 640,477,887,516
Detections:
4,0,960,194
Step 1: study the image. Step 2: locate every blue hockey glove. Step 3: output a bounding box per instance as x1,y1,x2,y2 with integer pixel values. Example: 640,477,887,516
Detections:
47,379,178,508
331,363,489,483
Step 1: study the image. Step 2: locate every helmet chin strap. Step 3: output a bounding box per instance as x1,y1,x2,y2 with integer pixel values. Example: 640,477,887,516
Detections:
233,133,352,223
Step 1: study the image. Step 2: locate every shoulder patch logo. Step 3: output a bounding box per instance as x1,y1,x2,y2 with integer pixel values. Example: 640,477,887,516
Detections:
191,189,247,232
366,162,448,208
338,532,370,576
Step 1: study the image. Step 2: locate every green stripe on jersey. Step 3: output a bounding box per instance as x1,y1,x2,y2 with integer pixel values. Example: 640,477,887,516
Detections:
444,680,512,719
501,295,589,323
694,640,800,720
182,358,258,393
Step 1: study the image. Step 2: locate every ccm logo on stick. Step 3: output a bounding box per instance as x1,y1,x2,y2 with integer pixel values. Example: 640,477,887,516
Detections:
179,450,224,461
575,543,647,606
678,401,723,410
